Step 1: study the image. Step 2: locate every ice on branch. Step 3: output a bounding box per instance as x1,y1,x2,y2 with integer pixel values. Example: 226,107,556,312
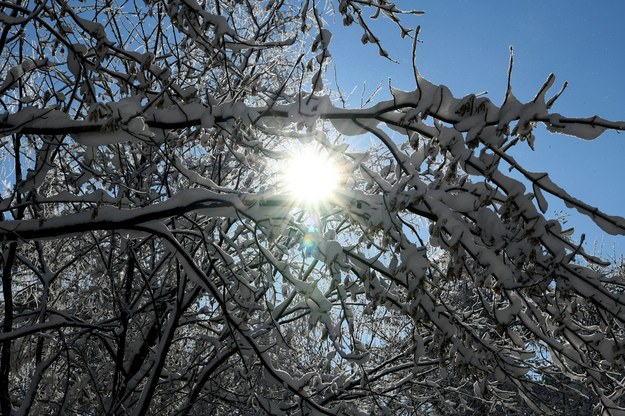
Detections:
2,1,625,415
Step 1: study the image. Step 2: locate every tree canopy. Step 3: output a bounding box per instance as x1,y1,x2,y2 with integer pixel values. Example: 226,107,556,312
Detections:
1,1,625,414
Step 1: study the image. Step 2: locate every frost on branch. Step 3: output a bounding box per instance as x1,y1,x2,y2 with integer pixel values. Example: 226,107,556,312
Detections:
1,1,625,415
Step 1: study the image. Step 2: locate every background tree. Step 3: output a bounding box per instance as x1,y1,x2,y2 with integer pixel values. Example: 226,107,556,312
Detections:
1,1,625,415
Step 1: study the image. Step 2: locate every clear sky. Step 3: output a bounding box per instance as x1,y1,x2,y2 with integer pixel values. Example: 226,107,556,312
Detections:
329,1,625,260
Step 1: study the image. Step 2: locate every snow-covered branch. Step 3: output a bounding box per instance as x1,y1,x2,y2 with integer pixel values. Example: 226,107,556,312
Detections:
2,1,625,415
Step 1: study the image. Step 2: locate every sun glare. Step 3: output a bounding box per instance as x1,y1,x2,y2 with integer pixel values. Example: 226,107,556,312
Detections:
283,146,341,205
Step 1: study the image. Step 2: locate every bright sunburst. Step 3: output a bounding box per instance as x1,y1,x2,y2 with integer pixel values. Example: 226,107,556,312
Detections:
282,146,341,205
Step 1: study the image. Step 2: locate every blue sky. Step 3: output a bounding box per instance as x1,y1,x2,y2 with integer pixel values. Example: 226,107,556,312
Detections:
329,1,625,260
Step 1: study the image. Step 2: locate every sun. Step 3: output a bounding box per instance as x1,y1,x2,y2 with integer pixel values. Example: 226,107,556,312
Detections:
282,145,341,205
